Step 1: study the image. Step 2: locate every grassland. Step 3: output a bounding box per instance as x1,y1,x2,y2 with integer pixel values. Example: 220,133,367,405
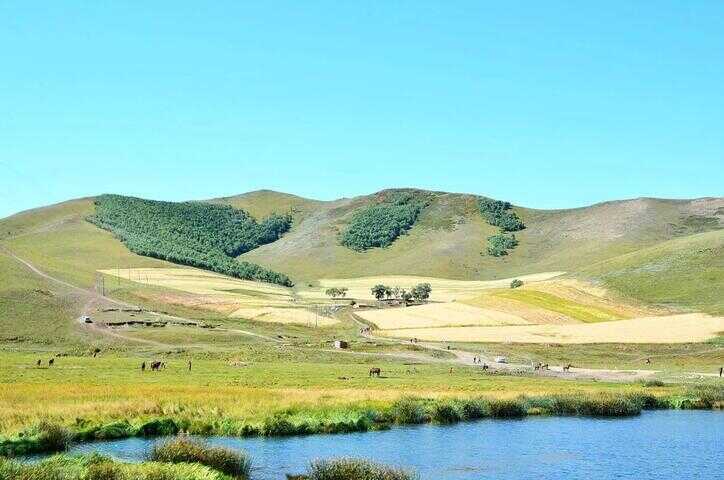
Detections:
1,350,722,456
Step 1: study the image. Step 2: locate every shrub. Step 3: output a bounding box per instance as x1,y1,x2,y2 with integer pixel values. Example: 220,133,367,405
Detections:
389,397,427,425
150,437,252,479
261,414,298,436
488,399,527,418
34,421,72,452
510,279,523,289
458,399,488,420
428,401,461,424
307,458,417,480
138,418,179,436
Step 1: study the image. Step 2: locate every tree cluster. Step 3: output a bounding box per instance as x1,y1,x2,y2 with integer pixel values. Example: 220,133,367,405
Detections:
340,193,428,251
478,198,525,256
324,287,348,299
370,282,431,304
478,198,525,232
486,233,519,257
88,194,294,286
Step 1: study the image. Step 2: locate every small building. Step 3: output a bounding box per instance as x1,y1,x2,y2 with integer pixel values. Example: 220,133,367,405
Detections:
334,340,349,349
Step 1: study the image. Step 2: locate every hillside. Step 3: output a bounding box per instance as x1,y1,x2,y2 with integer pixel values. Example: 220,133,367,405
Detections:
1,190,722,321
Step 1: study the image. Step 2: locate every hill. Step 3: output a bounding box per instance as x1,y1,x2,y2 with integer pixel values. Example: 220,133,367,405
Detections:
0,189,722,327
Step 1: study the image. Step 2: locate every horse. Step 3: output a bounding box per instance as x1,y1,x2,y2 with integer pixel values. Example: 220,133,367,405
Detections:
36,359,42,367
562,364,572,372
48,358,55,366
481,363,489,371
151,361,162,371
369,367,381,377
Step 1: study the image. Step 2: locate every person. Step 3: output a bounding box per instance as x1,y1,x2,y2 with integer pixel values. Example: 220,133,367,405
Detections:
720,367,723,377
141,361,146,372
188,360,192,372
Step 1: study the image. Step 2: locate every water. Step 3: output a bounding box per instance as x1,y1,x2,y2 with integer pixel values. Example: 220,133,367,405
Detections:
38,411,724,479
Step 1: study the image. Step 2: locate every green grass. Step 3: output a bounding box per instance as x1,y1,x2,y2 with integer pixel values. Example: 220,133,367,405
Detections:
493,289,623,322
578,229,724,315
308,458,417,480
0,454,236,480
151,438,251,479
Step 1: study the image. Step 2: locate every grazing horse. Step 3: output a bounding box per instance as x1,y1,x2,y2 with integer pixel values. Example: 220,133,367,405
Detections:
562,364,572,372
151,361,162,371
541,363,549,370
481,363,489,371
48,358,55,366
533,362,542,371
369,367,381,377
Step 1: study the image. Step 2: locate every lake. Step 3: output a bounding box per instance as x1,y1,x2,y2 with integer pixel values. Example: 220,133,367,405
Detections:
37,410,724,479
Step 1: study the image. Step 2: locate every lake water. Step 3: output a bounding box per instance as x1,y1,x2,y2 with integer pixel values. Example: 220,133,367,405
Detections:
41,411,724,479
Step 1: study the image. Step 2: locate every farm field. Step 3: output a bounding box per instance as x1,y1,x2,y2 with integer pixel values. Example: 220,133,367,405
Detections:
376,313,724,344
100,268,338,326
313,271,565,302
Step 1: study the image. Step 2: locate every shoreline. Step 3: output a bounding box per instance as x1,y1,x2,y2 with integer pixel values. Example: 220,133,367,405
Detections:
3,387,722,458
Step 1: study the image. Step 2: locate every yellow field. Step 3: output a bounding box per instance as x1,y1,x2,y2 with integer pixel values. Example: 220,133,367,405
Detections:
100,268,338,326
313,271,565,302
229,306,338,326
357,302,531,330
377,313,724,344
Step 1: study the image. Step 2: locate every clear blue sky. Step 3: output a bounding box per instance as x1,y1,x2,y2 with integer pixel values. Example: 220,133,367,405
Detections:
2,1,723,218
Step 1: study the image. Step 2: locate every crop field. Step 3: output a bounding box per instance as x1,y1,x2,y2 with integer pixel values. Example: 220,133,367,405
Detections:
377,313,724,344
357,302,532,330
313,271,565,302
100,268,338,326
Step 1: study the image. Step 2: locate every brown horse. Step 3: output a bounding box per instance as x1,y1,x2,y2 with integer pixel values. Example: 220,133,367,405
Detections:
369,367,381,377
151,361,162,371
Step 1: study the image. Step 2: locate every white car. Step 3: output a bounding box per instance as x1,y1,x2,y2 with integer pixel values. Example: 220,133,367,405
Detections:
494,356,508,364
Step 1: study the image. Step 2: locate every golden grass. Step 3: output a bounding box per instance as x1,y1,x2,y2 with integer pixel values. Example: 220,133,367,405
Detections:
315,272,565,302
357,302,530,330
229,306,338,326
378,313,724,344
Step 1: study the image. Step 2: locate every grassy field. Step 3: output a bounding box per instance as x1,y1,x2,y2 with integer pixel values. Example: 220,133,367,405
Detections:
490,289,625,323
1,350,721,447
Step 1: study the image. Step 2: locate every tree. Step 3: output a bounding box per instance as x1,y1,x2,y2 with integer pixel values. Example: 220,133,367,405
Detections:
325,287,348,299
411,283,432,302
384,286,394,300
392,286,402,300
371,284,387,301
401,289,413,305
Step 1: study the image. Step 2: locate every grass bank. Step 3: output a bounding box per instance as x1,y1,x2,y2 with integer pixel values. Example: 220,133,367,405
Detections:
2,386,722,457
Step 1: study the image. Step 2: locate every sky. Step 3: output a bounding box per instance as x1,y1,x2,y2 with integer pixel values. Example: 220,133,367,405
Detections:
1,1,723,218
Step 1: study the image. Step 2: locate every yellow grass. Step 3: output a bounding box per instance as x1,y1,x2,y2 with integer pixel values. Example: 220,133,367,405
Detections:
314,272,565,302
99,268,336,325
378,313,724,344
229,306,338,326
357,302,531,330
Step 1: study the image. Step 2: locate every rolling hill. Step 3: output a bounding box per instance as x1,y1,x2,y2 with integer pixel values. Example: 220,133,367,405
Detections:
0,188,722,343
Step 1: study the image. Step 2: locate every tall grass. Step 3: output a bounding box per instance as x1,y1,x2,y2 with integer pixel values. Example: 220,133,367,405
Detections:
150,437,251,479
2,387,722,456
307,457,417,480
0,453,234,480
